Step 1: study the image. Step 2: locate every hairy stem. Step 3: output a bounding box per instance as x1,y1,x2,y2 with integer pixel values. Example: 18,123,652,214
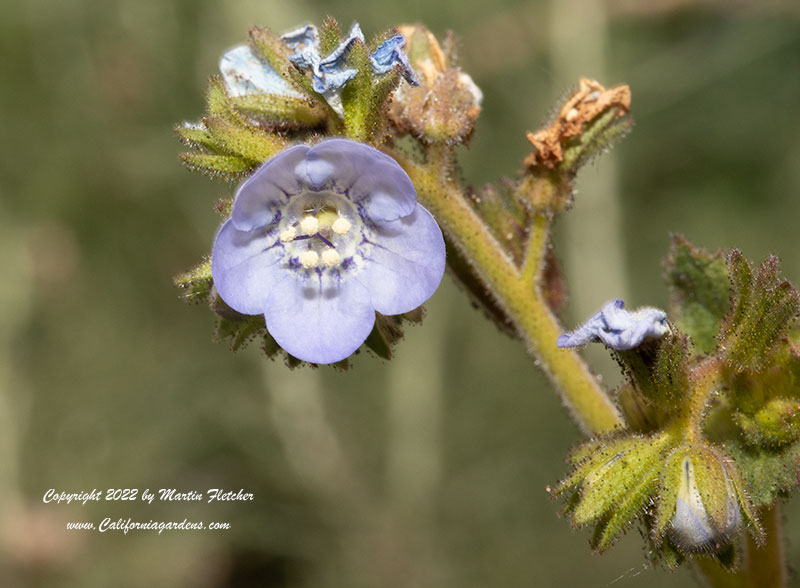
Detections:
397,154,622,434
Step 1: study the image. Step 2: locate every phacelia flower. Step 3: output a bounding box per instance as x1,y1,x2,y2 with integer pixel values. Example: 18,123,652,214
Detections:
220,23,418,117
211,139,446,364
557,299,669,350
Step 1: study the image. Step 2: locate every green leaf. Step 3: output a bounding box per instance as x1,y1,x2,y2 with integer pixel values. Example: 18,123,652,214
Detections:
664,236,730,353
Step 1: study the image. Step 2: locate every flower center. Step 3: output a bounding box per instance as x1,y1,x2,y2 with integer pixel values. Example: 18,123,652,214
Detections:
276,191,362,274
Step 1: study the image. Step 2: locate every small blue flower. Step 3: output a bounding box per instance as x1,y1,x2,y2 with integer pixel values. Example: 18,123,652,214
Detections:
557,299,669,350
220,23,418,117
211,139,446,364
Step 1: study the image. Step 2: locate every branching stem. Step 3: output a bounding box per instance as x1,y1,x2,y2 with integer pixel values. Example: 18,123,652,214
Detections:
396,153,622,435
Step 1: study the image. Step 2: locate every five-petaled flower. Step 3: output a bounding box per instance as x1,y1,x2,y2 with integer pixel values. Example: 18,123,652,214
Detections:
211,139,446,364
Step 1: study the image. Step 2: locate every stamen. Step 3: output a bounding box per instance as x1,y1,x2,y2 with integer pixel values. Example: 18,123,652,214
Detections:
300,250,320,268
279,226,297,243
321,249,341,267
331,217,351,235
299,215,319,235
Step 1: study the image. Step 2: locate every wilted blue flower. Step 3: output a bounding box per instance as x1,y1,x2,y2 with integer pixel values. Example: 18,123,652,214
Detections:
220,23,418,117
557,299,669,350
211,139,446,364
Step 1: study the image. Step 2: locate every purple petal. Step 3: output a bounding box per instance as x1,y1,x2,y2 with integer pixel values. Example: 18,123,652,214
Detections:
211,219,285,315
370,35,419,86
358,204,445,315
281,24,320,70
231,145,311,232
295,139,416,221
264,274,375,364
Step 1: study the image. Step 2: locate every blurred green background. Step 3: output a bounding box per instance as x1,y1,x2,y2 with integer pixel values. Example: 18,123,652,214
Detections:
1,0,799,586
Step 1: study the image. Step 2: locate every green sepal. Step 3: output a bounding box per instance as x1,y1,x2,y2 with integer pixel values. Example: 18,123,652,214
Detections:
691,446,733,534
248,26,315,97
174,258,212,304
229,94,326,128
561,108,633,172
590,469,659,551
616,381,659,434
175,123,218,151
318,17,342,56
721,456,763,542
468,182,530,266
367,68,402,139
722,252,800,373
364,313,402,360
215,313,267,351
657,537,685,570
179,152,252,181
340,41,374,141
203,115,286,163
614,334,690,423
248,27,343,131
571,434,668,526
652,446,688,543
664,236,730,353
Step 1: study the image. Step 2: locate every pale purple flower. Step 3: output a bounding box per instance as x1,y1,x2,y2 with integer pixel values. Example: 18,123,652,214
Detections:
557,299,669,350
211,139,446,364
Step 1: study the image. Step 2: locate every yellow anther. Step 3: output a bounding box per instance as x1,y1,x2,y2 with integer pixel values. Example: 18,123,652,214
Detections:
300,250,320,269
331,217,351,236
299,215,319,235
321,249,341,267
279,226,297,243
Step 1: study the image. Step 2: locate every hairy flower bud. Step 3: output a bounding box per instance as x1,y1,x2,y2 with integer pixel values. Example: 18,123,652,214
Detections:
657,446,754,554
735,397,800,448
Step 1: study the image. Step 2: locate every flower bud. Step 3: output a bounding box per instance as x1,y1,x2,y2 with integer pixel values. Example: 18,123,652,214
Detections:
389,25,482,143
735,397,800,448
659,446,745,553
